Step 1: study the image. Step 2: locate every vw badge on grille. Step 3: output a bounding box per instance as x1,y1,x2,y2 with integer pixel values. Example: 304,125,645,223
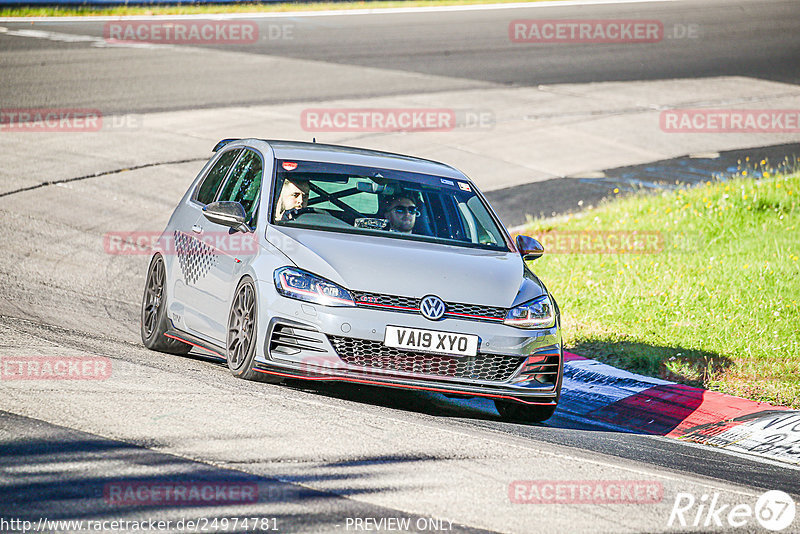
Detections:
420,295,446,321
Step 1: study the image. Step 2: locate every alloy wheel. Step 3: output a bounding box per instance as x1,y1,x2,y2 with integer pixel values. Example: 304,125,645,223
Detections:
228,282,255,369
142,256,165,339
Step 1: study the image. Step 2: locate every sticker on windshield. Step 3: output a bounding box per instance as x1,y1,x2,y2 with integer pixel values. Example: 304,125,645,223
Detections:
440,178,455,186
355,218,389,230
282,162,298,171
458,182,471,192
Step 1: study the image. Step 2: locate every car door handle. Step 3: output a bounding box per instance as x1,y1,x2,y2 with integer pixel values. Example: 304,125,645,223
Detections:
191,224,203,234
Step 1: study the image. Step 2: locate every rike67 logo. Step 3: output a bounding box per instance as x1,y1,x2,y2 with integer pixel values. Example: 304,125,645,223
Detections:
668,490,796,531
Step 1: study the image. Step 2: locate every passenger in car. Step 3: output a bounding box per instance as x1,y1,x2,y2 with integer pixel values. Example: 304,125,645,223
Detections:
383,195,420,234
275,178,310,221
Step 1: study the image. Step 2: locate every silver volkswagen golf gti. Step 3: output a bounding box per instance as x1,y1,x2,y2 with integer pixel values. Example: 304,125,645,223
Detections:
141,139,562,422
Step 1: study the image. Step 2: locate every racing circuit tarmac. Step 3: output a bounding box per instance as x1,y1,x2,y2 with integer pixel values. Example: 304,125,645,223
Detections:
1,0,800,532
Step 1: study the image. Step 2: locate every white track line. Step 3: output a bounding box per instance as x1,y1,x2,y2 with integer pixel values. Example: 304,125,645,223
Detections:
0,0,681,23
0,26,170,48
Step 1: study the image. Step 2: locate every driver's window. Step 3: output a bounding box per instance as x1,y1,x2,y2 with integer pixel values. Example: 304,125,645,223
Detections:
217,149,263,227
456,203,479,243
466,196,502,246
194,148,241,205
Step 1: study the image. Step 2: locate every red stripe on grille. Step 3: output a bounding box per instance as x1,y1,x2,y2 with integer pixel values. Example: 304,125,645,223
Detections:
357,302,419,311
446,312,504,321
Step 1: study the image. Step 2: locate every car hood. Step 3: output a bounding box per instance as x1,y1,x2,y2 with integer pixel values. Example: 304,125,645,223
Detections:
267,226,539,307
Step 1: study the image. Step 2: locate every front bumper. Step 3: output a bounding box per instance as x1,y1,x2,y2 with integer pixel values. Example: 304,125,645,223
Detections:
253,292,562,404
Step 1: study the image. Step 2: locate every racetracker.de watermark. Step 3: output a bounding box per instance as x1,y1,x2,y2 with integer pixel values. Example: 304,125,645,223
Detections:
300,108,494,132
103,231,260,256
103,21,262,44
660,109,800,133
1,356,111,381
295,355,458,380
1,517,280,533
104,482,259,506
509,480,664,504
534,231,664,254
509,19,664,43
1,108,101,132
0,108,142,132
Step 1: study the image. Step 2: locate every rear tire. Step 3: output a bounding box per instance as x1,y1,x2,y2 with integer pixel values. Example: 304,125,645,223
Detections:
141,254,191,355
226,277,281,384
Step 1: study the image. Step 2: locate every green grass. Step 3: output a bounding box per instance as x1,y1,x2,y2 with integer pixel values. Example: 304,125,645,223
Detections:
521,158,800,407
0,0,555,18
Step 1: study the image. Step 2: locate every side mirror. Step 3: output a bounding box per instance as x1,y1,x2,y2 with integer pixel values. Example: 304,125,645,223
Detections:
203,201,250,232
516,235,544,262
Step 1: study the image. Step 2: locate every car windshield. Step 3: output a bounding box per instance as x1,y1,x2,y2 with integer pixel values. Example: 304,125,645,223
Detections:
272,160,509,251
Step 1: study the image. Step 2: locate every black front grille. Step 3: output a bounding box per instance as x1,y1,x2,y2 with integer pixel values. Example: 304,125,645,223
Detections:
328,336,523,382
351,291,418,310
351,291,507,323
445,302,506,321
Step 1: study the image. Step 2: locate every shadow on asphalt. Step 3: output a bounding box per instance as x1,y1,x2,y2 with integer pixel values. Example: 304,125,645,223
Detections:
0,411,494,533
181,351,509,423
487,142,800,227
283,378,505,421
181,350,665,434
278,377,630,435
570,339,732,390
159,353,800,498
179,330,736,441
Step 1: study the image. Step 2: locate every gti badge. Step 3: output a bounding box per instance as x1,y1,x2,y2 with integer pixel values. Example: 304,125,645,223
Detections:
420,295,446,321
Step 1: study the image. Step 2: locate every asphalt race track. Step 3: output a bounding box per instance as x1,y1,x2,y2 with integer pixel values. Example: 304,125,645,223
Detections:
1,0,799,113
1,0,800,532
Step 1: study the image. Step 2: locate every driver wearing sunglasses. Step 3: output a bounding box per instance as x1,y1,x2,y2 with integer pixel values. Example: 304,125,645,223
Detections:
384,195,420,234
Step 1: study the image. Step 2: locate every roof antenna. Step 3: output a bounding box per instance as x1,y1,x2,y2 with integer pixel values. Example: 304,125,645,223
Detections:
312,137,316,143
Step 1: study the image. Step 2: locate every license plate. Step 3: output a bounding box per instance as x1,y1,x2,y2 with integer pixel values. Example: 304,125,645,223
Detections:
384,326,478,357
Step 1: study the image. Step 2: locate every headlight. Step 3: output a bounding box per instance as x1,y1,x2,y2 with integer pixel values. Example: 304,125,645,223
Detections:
504,295,555,329
274,267,355,307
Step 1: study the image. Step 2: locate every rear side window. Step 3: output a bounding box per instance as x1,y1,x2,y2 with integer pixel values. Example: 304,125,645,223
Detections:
195,149,241,205
217,149,263,227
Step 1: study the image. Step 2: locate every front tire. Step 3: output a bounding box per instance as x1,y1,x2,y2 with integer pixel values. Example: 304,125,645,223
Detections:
494,400,557,423
495,347,563,423
226,277,281,383
141,254,191,355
